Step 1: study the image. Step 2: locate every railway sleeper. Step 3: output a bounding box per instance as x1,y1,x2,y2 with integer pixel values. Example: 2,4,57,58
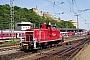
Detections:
65,42,72,45
64,54,71,56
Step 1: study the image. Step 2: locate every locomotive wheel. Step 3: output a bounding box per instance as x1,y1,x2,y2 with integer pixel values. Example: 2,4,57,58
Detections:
55,44,58,47
40,46,43,50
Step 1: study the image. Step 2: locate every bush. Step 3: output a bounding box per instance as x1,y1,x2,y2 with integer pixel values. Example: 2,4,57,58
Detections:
5,40,18,45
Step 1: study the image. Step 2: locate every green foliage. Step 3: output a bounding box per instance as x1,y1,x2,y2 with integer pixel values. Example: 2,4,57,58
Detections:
82,43,89,51
0,4,75,29
59,20,76,28
5,40,18,45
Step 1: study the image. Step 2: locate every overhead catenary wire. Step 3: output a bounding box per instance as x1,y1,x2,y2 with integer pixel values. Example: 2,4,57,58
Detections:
56,0,76,19
45,0,75,16
53,1,56,16
56,1,70,12
73,0,79,11
45,0,78,22
45,0,89,26
66,0,75,12
66,0,88,22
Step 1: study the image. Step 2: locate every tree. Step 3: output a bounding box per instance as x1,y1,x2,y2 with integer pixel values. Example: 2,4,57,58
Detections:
0,4,75,29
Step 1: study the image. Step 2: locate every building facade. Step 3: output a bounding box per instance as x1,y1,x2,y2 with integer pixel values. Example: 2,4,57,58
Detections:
31,8,60,22
69,20,77,28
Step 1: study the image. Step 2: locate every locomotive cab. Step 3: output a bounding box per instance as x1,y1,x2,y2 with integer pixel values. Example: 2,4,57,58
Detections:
21,29,34,50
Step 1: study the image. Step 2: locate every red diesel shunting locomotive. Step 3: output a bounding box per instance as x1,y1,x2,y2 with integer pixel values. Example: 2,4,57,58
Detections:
21,23,61,50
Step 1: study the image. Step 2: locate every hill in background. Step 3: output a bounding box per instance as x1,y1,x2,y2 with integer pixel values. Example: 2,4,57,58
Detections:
0,4,76,30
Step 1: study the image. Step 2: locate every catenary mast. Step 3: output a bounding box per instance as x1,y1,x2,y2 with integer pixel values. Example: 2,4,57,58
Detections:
10,0,14,40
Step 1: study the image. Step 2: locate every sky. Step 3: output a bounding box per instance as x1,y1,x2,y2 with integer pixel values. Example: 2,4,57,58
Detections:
0,0,90,30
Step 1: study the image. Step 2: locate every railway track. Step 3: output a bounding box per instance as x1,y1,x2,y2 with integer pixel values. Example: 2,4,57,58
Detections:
12,36,90,60
0,35,90,60
34,36,90,60
0,45,20,52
